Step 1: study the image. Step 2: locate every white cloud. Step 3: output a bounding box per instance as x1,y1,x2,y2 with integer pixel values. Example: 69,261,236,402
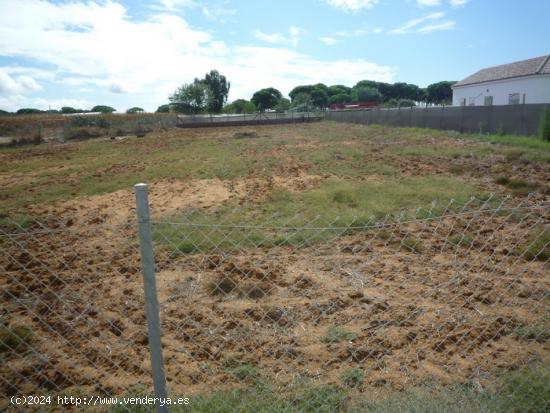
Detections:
390,12,454,34
323,0,378,12
320,36,338,45
320,28,380,45
417,20,455,33
253,30,287,44
416,0,440,6
0,1,395,111
109,82,128,94
158,0,195,11
202,5,236,22
227,46,395,100
0,71,42,93
450,0,468,6
0,94,92,111
253,26,306,47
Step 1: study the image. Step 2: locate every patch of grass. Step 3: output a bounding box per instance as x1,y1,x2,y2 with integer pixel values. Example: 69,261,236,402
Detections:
505,178,540,195
308,145,395,177
449,234,476,248
495,362,550,413
376,229,392,241
504,149,527,161
390,145,490,159
360,362,550,413
332,189,359,207
514,325,550,343
517,228,550,261
0,325,33,352
494,175,510,185
401,236,424,253
107,363,550,413
341,368,364,388
156,176,484,254
494,176,540,195
321,325,357,343
448,165,466,175
226,364,260,382
172,241,200,255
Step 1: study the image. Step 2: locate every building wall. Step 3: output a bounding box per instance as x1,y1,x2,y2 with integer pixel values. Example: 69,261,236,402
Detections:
452,75,550,106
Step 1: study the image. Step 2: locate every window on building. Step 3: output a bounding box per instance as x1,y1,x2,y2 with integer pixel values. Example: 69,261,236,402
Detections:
468,97,476,106
509,93,520,105
484,96,493,106
459,98,466,106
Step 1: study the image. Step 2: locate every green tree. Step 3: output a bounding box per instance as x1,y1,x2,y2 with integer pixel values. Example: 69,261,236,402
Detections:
291,92,314,112
203,70,230,113
392,82,422,101
156,104,170,113
327,85,352,97
426,81,456,105
289,85,315,101
328,93,351,104
310,89,329,108
169,80,212,114
61,107,80,114
16,108,43,115
354,80,379,90
223,99,256,114
91,105,116,113
251,87,282,111
376,82,395,101
274,98,291,112
0,109,11,116
126,107,144,114
353,86,383,103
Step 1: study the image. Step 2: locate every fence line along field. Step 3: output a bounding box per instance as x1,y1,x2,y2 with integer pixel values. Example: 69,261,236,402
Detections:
1,121,549,412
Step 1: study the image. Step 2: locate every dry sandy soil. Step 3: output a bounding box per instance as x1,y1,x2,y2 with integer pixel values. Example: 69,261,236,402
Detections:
0,123,549,407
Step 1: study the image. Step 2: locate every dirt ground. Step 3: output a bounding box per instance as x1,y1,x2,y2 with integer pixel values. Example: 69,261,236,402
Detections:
1,123,549,405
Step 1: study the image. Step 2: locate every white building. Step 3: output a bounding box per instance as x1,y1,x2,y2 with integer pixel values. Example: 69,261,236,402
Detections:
452,55,550,106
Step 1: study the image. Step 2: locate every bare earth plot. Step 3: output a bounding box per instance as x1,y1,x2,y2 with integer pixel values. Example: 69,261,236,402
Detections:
0,122,549,411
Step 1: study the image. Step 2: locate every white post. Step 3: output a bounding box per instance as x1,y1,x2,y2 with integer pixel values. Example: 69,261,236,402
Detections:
134,183,168,413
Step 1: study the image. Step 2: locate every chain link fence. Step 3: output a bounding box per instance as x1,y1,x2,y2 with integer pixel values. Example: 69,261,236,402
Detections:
1,187,549,412
175,111,325,128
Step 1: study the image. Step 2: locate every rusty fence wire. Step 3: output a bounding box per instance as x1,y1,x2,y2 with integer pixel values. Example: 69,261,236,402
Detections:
1,191,549,412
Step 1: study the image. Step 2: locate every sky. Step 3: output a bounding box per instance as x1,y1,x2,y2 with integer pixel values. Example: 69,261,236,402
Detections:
0,0,549,112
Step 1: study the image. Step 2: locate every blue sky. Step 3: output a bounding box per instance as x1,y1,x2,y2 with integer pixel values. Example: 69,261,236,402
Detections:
0,0,548,112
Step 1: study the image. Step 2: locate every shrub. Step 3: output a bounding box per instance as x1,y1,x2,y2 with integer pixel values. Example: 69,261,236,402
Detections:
518,228,550,261
341,367,364,388
494,176,510,185
401,236,425,253
538,106,550,142
321,325,357,343
514,325,550,343
0,325,33,352
70,116,110,129
449,234,475,248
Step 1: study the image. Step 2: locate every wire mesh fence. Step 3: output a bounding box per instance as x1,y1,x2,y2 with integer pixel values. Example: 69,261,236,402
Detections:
175,111,325,128
1,189,549,412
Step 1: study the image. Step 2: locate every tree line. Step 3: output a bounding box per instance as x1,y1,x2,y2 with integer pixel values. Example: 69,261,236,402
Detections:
163,69,455,114
0,69,455,116
0,105,147,115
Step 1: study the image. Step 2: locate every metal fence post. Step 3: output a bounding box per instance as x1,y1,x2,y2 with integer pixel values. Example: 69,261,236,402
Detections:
134,183,168,413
